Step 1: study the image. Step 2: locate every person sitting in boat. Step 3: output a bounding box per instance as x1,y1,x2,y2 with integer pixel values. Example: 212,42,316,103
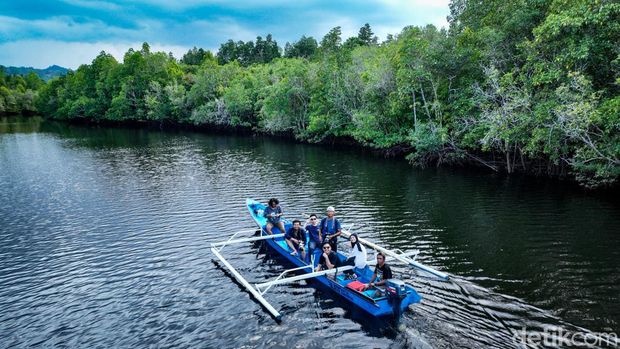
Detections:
305,213,322,261
263,198,286,235
339,233,367,279
316,242,337,272
320,206,342,252
363,252,392,291
346,233,368,270
285,220,307,260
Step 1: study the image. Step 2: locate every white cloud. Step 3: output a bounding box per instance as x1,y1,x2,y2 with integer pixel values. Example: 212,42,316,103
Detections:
375,0,449,8
0,14,256,50
0,40,190,69
268,0,449,46
127,0,312,11
0,15,139,42
0,1,451,68
0,13,259,68
59,0,122,11
306,12,359,42
169,17,257,43
373,0,450,29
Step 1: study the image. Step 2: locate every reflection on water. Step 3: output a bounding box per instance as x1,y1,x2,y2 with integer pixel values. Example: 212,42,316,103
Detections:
1,117,619,348
0,115,44,133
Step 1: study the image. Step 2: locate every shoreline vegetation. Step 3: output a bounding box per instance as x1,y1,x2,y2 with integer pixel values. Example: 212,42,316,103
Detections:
3,0,619,188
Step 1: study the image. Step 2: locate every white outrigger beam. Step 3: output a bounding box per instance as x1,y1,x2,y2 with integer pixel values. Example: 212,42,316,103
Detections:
210,228,361,321
210,228,285,248
210,247,282,320
210,229,286,321
341,229,450,280
211,233,285,247
255,265,354,292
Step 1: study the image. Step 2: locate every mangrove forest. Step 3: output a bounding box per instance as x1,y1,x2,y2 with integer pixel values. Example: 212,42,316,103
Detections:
5,0,619,188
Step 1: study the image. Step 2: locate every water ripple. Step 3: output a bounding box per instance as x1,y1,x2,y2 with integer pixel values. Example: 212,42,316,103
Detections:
1,120,619,348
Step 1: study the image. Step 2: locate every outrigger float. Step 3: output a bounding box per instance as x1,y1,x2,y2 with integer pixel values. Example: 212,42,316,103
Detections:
209,199,449,322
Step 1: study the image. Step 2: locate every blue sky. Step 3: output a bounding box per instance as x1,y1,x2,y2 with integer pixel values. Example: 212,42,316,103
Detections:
0,0,449,69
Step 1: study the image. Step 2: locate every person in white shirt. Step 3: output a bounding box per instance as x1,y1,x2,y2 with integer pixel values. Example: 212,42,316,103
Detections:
347,233,367,269
341,233,368,280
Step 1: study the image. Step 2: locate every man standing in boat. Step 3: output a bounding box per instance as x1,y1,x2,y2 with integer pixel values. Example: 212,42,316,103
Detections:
285,220,307,260
305,213,322,262
320,206,342,252
263,198,286,235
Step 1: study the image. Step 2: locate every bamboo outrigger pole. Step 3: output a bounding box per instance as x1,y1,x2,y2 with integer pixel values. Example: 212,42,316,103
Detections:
255,265,355,290
341,229,450,280
211,233,285,247
211,247,282,320
210,231,285,321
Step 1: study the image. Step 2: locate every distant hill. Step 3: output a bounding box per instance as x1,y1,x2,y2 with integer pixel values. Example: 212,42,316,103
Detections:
1,65,70,81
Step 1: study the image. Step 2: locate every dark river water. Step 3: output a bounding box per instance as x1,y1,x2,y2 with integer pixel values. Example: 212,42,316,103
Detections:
1,116,619,348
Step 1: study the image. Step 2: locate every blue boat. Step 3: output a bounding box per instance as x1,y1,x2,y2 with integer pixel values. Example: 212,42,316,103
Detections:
245,198,422,320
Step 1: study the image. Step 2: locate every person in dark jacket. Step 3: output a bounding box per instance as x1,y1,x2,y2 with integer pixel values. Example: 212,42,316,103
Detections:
316,242,337,272
285,220,307,260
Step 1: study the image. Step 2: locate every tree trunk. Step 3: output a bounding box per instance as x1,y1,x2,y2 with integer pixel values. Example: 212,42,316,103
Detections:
412,91,417,132
512,143,518,173
419,85,432,119
506,151,512,174
505,141,512,174
428,77,442,127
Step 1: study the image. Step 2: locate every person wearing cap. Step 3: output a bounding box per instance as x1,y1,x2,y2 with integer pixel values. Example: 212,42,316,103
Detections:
319,206,342,252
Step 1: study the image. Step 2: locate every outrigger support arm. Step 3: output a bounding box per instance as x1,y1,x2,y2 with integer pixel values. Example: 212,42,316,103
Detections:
255,265,355,291
210,247,282,321
393,249,420,260
341,229,450,281
256,264,313,295
211,233,285,249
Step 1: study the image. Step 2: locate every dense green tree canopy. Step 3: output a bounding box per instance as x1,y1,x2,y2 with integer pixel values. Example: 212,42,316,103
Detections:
32,7,620,188
216,34,281,66
284,36,319,59
181,47,214,66
0,66,44,115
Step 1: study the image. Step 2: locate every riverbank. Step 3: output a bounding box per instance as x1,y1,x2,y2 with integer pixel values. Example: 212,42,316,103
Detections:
19,2,619,189
35,115,619,195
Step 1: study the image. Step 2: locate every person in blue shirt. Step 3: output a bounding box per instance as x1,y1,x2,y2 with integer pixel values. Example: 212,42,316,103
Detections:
319,206,342,252
305,213,322,262
285,220,307,260
263,198,285,235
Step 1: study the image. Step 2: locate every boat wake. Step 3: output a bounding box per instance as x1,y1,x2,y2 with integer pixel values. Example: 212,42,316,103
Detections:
395,272,618,349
